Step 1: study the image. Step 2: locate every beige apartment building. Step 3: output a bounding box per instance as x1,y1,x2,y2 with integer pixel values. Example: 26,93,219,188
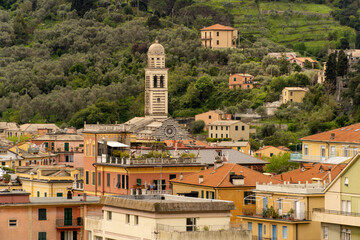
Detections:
195,110,231,130
282,87,308,104
208,120,249,141
200,24,238,49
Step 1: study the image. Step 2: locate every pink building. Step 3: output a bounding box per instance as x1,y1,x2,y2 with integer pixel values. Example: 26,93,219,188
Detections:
32,134,84,168
0,191,101,240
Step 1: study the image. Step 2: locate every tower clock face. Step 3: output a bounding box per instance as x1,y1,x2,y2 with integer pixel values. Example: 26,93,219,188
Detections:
164,126,176,138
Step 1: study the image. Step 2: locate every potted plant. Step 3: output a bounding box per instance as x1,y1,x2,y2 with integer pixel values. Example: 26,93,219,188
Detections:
3,173,11,183
288,208,295,220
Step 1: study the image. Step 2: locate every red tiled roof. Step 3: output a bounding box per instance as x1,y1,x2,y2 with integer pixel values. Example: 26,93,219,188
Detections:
171,163,282,188
201,24,236,31
301,123,360,143
274,163,346,184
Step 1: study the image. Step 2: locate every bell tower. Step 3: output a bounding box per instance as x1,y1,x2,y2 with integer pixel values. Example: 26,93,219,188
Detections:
144,40,168,119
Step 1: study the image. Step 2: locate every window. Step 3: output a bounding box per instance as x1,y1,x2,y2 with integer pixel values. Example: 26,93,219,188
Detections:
211,133,213,138
270,153,274,157
248,222,252,230
201,190,204,198
244,191,255,205
216,126,218,130
57,192,63,197
353,148,358,157
226,126,228,130
221,134,223,138
345,177,349,186
126,214,130,224
211,126,213,130
107,211,112,220
134,215,139,225
290,91,293,96
9,219,17,227
343,147,350,157
169,174,176,180
235,126,238,131
88,231,92,240
64,142,69,152
37,191,40,197
98,172,101,186
264,225,266,234
92,172,95,185
226,134,228,138
216,40,219,45
324,226,328,239
44,192,47,197
107,173,110,187
38,209,47,220
38,232,46,240
136,178,141,186
209,115,212,119
304,144,309,156
282,226,287,239
216,32,219,36
85,171,89,185
116,174,121,188
85,144,89,156
186,218,196,231
330,146,336,157
92,144,95,156
234,77,237,82
44,142,49,149
242,126,245,131
153,76,157,88
215,134,218,138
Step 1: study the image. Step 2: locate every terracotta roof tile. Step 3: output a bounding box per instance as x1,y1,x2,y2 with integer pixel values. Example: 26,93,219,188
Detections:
201,24,236,31
274,163,346,184
301,123,360,143
171,163,282,187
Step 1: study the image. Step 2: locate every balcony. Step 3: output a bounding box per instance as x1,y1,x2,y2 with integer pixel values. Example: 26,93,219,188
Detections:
97,156,198,165
130,188,172,195
313,208,360,227
56,218,83,229
290,153,328,162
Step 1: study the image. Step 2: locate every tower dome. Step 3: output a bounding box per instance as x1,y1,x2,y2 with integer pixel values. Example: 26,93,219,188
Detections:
148,39,165,55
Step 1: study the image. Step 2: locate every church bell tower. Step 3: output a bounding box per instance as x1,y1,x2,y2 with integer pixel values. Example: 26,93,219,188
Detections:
144,40,168,119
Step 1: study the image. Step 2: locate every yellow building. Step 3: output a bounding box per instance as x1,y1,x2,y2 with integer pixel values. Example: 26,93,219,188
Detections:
208,120,250,141
216,141,251,154
0,141,58,168
171,163,282,223
290,122,360,164
312,153,360,240
239,182,325,240
254,146,290,159
200,24,238,49
282,87,308,104
16,166,79,197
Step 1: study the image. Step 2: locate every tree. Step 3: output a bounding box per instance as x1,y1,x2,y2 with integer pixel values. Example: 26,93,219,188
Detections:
71,0,96,17
304,60,313,69
194,76,214,100
256,106,267,120
146,15,162,29
337,50,348,77
258,123,276,138
191,120,205,134
325,52,337,93
339,38,350,50
13,14,29,45
264,152,299,174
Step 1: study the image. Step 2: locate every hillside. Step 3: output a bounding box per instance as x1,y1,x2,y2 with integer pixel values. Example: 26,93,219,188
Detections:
198,0,355,57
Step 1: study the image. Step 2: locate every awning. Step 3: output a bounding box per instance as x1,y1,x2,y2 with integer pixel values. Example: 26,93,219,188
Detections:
98,141,129,148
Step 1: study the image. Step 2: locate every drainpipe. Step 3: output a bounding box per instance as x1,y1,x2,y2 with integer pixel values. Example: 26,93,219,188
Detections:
307,197,310,220
94,134,98,196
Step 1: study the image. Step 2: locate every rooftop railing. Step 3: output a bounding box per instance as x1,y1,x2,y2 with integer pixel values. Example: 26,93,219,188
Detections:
97,155,198,165
157,223,231,232
313,208,360,217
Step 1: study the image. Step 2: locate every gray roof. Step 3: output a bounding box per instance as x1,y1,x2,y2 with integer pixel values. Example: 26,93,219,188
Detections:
100,194,235,213
141,148,267,165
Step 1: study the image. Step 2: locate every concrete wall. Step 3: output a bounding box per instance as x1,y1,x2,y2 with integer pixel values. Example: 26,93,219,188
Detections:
158,229,251,240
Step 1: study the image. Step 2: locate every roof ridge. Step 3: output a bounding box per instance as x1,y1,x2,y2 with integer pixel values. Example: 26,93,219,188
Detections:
216,164,236,187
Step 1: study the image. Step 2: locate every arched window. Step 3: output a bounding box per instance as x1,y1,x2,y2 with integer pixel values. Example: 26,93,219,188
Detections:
153,76,157,88
160,76,164,88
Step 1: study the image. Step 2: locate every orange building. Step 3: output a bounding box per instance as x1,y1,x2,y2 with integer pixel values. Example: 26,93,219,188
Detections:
254,146,290,159
229,73,254,90
200,24,238,49
0,191,101,240
171,162,282,223
195,110,231,131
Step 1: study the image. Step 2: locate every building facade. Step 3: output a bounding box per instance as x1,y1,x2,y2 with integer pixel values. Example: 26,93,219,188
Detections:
282,87,308,104
200,24,238,49
208,120,250,141
229,73,254,90
195,110,231,131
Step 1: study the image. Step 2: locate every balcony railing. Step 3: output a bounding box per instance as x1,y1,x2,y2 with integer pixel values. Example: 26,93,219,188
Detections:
313,208,360,217
290,153,329,162
130,188,172,195
97,156,198,165
56,218,83,228
242,208,308,221
157,223,231,232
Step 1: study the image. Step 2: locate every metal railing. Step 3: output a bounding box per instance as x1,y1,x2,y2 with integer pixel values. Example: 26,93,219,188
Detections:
242,208,308,221
290,153,328,162
97,156,198,165
56,218,83,227
157,223,230,232
313,208,360,217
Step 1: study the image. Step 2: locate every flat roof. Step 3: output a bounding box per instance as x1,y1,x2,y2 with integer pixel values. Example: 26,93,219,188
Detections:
100,194,235,213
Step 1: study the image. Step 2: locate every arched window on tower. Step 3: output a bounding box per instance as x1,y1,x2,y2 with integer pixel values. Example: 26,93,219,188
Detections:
153,76,157,88
160,76,164,88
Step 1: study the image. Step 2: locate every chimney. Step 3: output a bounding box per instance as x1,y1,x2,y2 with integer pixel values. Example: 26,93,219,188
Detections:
330,133,335,140
214,156,223,169
179,173,183,181
82,193,87,202
328,169,331,183
199,175,204,184
67,190,72,199
230,172,245,186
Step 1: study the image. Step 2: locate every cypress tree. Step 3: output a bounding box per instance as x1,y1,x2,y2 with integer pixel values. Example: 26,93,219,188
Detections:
337,50,348,77
325,52,337,93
